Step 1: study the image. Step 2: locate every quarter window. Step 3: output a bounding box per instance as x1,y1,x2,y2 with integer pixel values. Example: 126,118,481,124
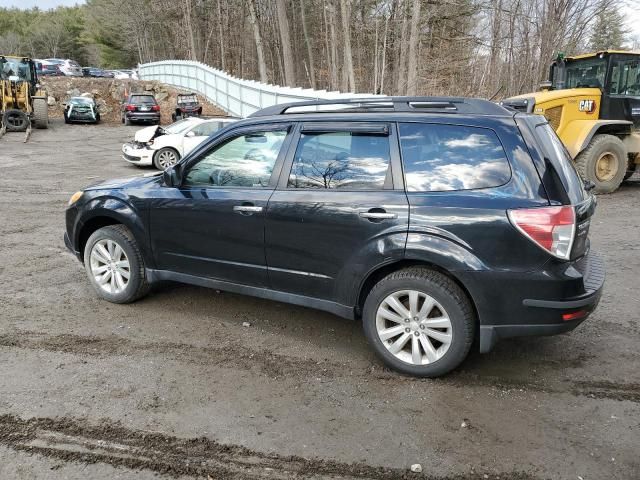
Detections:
288,131,390,189
399,123,511,192
184,130,287,188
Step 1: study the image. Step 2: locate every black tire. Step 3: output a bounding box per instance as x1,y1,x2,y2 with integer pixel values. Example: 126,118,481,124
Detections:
362,268,474,377
64,114,70,124
121,114,125,124
574,134,627,194
124,116,132,126
2,109,28,132
95,113,101,124
83,225,150,304
32,97,48,129
153,147,180,170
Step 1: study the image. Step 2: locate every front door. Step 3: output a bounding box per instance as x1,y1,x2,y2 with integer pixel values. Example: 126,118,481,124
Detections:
265,122,409,306
149,125,292,287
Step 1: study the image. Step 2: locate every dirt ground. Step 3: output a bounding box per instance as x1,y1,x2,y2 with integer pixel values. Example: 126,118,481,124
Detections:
0,120,638,480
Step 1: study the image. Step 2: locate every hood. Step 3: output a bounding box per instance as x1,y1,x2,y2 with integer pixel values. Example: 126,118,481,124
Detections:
134,125,161,143
506,87,601,104
84,172,162,191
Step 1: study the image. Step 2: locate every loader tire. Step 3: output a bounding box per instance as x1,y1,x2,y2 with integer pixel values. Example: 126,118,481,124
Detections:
2,109,29,132
32,98,49,129
574,134,627,194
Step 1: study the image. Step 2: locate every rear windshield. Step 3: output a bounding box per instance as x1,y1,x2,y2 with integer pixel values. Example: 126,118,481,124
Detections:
130,95,156,105
179,95,197,103
534,123,586,204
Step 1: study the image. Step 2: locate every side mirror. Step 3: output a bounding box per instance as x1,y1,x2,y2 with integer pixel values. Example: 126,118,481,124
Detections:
185,131,196,138
162,165,180,186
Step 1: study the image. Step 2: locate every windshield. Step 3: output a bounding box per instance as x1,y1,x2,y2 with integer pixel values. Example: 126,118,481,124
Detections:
164,119,198,134
130,95,156,105
565,58,607,89
0,58,32,81
70,97,93,105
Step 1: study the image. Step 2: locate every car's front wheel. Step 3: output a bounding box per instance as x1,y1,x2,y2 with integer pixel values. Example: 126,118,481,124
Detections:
83,225,150,304
362,268,474,377
153,147,180,170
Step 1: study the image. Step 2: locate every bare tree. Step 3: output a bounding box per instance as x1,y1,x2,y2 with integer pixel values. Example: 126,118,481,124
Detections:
247,0,268,82
275,0,295,86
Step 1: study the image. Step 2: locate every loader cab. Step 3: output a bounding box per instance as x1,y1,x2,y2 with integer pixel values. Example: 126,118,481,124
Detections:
549,51,640,126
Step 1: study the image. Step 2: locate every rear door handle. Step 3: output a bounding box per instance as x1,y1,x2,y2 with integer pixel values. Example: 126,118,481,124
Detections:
233,205,263,214
359,211,397,220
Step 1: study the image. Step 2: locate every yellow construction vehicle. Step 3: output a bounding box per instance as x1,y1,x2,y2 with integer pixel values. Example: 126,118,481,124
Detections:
0,55,48,141
502,51,640,193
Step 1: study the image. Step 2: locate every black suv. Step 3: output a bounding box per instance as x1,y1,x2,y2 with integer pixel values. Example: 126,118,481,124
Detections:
65,97,604,377
121,93,161,125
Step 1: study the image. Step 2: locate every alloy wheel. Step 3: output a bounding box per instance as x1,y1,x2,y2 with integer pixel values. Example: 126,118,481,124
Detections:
89,239,131,294
376,290,453,365
157,150,178,169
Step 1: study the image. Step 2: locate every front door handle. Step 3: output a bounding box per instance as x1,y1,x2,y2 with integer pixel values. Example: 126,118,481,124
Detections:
233,205,263,214
359,211,397,220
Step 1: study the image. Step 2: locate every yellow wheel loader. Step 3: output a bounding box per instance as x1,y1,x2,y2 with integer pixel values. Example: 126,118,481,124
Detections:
0,55,48,142
502,51,640,193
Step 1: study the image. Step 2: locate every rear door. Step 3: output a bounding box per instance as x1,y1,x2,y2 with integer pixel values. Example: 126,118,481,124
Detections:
264,122,409,305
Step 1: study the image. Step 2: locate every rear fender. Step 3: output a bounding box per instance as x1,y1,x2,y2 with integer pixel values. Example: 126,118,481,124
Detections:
562,120,632,158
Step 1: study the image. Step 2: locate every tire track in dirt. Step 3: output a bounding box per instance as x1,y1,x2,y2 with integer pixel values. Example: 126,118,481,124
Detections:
0,414,540,479
2,331,639,402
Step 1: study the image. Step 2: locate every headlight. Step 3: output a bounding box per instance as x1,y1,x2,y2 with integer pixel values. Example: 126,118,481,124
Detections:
68,191,83,206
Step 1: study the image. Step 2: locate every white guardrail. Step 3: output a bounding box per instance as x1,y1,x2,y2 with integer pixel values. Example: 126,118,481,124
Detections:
138,60,378,117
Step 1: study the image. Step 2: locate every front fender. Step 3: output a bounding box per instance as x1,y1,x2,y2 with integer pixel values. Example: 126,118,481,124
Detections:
73,195,151,266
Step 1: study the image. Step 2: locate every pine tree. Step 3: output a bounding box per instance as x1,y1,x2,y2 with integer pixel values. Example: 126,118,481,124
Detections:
589,2,628,50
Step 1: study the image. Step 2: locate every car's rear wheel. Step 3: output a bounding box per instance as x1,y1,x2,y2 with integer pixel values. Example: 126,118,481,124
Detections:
153,147,180,170
362,268,474,377
124,116,131,126
83,225,150,304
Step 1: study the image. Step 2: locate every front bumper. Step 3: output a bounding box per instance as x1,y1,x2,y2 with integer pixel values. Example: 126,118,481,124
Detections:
64,231,82,261
122,143,153,166
462,250,605,353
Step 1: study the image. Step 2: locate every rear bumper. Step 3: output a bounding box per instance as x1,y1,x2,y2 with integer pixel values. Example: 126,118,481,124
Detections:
461,250,605,353
126,112,160,122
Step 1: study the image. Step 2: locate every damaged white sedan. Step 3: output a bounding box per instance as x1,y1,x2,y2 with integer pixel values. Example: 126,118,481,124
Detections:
122,117,237,170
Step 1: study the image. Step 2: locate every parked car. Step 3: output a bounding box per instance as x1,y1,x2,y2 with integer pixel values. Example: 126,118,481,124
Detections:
64,97,605,377
121,93,160,125
34,59,62,76
110,69,138,80
172,93,203,121
45,58,82,77
122,117,237,170
82,67,109,78
63,96,100,124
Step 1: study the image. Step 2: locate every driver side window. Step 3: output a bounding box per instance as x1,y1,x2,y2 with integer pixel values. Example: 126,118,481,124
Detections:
184,130,287,188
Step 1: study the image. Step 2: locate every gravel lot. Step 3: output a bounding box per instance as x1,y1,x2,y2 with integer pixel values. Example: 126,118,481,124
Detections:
0,120,638,480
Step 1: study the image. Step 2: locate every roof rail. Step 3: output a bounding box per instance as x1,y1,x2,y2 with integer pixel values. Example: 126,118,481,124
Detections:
249,96,511,117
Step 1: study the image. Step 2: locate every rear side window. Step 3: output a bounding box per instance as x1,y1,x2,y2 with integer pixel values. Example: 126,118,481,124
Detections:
534,123,586,203
288,131,390,189
399,123,511,192
130,95,156,105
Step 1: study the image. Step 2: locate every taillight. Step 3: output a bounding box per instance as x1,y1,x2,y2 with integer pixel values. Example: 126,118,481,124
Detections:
151,105,160,111
125,104,136,111
507,206,575,260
